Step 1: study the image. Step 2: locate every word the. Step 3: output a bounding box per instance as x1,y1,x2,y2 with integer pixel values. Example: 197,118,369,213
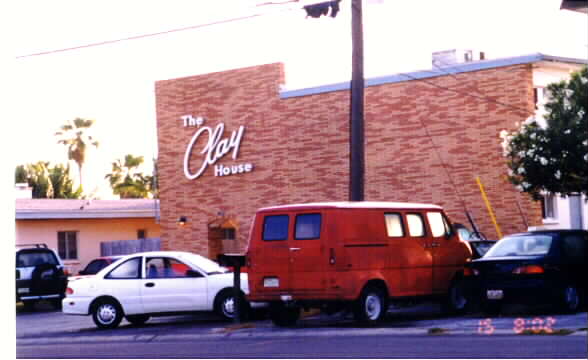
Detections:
181,115,205,127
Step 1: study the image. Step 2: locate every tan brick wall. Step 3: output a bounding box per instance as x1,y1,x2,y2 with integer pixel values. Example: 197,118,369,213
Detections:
155,62,541,256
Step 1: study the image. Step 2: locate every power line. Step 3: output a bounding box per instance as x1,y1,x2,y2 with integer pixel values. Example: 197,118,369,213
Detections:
16,13,265,59
397,69,532,116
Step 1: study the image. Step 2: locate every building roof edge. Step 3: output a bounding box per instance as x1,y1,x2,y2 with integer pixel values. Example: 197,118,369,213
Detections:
280,53,587,99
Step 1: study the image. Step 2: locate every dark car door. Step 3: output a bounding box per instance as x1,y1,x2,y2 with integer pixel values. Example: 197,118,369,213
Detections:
559,232,587,291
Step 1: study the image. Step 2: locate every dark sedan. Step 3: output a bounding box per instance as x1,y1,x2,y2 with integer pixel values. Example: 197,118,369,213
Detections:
464,230,587,314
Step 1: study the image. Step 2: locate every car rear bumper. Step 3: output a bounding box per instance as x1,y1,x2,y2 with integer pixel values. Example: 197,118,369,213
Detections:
62,296,92,315
465,277,560,304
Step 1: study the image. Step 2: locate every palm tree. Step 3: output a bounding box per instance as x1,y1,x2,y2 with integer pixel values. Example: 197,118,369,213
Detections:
55,118,99,191
105,154,153,198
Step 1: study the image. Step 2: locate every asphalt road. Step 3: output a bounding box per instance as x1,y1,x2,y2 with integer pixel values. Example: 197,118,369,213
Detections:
16,301,588,359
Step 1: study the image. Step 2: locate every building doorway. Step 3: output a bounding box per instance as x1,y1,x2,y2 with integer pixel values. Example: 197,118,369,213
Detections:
207,217,239,261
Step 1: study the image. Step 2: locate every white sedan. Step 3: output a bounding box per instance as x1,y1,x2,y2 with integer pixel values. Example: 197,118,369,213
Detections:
62,251,257,329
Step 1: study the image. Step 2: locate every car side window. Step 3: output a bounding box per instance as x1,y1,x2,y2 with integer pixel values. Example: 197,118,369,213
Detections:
263,215,289,241
145,257,193,278
105,257,141,279
295,213,321,240
384,213,404,237
562,234,586,265
406,213,426,237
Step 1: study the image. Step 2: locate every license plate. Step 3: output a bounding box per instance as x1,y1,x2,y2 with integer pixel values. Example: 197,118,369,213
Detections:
487,290,503,300
263,277,279,288
18,288,30,294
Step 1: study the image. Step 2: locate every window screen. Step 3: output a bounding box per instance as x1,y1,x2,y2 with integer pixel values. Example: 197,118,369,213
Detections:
58,231,78,260
263,215,289,241
384,213,404,237
295,214,321,240
406,213,426,237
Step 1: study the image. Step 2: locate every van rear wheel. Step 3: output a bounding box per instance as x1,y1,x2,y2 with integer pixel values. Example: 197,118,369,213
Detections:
354,286,387,325
270,304,300,327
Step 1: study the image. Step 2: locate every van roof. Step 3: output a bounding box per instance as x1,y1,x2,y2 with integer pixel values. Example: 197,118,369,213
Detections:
259,201,442,212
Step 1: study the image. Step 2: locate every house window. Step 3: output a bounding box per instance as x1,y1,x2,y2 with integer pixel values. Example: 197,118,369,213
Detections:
58,231,78,260
137,229,147,239
541,194,557,220
223,228,236,240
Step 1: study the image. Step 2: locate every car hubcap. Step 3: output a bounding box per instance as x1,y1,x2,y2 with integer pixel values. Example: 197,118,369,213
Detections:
223,297,235,318
98,304,116,324
365,294,382,320
565,287,579,309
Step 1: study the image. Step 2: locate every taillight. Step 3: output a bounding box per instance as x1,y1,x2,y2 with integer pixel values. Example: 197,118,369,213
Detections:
66,287,74,295
463,268,479,276
512,265,544,274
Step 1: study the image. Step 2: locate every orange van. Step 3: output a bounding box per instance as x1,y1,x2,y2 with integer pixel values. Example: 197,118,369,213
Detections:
246,202,473,326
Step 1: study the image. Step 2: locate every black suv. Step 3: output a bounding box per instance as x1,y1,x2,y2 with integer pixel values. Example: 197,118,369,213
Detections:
16,244,68,310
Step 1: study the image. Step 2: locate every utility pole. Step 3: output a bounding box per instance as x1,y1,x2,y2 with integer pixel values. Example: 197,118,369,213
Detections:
304,0,364,201
349,0,364,201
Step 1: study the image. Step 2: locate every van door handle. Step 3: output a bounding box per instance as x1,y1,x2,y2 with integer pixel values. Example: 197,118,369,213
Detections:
289,248,301,252
145,282,155,288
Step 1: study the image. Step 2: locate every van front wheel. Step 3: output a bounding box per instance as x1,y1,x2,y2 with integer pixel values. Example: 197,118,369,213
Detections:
354,287,387,325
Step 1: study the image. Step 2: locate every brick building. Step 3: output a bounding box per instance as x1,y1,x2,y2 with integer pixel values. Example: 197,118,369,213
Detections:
155,52,586,259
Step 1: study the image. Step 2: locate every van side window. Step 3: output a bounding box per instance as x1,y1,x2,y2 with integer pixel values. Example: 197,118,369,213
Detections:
384,213,404,237
263,215,289,241
295,213,321,240
427,212,449,238
406,213,426,237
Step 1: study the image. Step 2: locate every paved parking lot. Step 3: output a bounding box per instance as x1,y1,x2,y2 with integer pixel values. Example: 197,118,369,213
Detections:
16,300,588,343
15,301,587,358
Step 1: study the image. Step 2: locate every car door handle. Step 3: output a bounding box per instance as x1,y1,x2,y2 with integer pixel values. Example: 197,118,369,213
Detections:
145,282,155,288
289,248,301,252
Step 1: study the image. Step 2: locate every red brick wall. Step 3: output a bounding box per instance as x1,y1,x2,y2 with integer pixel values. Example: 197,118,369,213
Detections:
155,62,541,255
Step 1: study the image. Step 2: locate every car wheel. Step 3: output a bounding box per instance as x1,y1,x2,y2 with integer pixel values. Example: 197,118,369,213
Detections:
354,286,387,325
22,300,36,312
269,304,300,327
443,278,468,314
126,315,150,326
51,298,63,310
214,290,250,321
560,285,580,313
92,299,123,329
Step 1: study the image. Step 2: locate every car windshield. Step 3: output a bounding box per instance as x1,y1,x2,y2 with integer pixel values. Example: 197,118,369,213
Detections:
181,253,228,274
484,234,553,257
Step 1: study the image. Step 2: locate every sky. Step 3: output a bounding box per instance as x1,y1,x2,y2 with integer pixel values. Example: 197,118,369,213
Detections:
2,0,587,199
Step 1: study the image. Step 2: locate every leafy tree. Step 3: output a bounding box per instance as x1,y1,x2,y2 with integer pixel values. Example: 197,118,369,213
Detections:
15,162,81,199
55,118,99,191
501,66,587,200
49,164,82,199
105,154,153,198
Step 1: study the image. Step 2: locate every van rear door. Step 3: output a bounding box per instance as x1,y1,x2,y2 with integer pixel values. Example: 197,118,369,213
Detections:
254,213,291,292
288,212,327,294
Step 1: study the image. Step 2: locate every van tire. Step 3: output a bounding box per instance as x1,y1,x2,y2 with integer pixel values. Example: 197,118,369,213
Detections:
354,286,387,325
270,304,300,327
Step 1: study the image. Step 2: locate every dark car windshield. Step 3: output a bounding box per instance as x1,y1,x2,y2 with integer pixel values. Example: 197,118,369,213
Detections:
484,234,553,257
